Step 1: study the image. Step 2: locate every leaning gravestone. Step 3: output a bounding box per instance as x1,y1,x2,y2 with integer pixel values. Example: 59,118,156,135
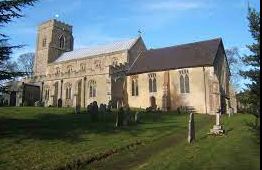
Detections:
188,112,195,144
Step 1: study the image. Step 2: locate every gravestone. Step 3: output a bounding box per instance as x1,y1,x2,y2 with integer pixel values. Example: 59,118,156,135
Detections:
57,99,62,108
75,105,80,114
135,111,141,123
210,110,225,135
91,101,98,121
99,103,107,121
107,100,112,112
123,106,131,126
116,107,124,127
87,103,92,113
188,112,195,143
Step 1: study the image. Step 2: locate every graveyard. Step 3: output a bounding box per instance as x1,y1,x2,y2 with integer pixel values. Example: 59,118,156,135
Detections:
0,107,260,170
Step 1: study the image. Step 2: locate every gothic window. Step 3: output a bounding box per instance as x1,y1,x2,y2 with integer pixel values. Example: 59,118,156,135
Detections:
65,83,72,99
89,80,96,98
180,75,185,93
148,73,157,93
94,60,101,69
131,77,139,96
59,35,65,49
185,74,190,93
179,69,190,94
42,37,47,47
55,67,60,74
80,63,86,71
67,65,73,73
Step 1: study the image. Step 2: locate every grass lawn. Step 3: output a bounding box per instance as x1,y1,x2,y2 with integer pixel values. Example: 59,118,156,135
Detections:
0,107,260,170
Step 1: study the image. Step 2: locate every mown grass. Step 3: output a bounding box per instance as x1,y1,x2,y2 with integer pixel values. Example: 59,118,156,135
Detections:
0,107,210,170
130,114,260,170
0,107,259,170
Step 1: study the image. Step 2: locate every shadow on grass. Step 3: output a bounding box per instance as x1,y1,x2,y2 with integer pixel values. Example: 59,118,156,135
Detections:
244,119,260,144
0,111,183,143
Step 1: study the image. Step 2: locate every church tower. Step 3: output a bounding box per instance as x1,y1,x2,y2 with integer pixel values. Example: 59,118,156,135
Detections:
34,19,74,76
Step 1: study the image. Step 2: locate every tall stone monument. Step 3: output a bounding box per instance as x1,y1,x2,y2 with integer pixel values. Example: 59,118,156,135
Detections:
210,109,224,135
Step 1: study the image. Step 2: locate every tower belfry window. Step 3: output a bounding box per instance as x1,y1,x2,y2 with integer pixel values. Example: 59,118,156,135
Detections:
59,35,65,49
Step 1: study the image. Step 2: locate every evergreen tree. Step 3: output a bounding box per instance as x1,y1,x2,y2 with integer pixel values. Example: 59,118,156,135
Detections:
0,0,37,81
240,6,260,121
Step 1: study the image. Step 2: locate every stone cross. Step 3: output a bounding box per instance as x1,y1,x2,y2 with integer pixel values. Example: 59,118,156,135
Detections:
188,112,195,144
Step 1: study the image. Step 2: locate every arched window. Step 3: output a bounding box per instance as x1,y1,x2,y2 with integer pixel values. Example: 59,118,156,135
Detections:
80,63,86,71
131,77,139,96
153,78,157,92
180,75,185,93
185,74,190,93
55,67,60,74
132,79,135,96
65,83,72,99
149,78,153,93
179,69,190,94
89,80,96,98
59,35,65,49
67,65,73,73
148,73,157,93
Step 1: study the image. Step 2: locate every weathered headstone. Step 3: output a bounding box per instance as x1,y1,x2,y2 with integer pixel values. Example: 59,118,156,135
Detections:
99,103,107,121
135,111,141,123
107,100,112,112
116,107,124,127
75,105,81,114
188,112,195,143
87,103,92,113
210,110,224,135
57,99,62,108
124,106,131,126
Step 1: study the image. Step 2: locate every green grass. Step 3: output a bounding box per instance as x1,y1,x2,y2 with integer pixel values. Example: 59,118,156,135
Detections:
0,107,259,170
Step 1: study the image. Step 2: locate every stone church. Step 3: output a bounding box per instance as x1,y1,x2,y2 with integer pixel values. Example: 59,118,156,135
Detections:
7,19,237,114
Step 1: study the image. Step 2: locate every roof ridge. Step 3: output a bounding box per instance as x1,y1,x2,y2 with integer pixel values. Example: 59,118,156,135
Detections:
148,37,222,51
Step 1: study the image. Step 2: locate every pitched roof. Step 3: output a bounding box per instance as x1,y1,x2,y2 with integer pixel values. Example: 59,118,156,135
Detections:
54,36,140,63
127,38,222,75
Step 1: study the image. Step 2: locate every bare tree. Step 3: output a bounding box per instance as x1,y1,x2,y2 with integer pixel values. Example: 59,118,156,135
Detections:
17,52,35,75
225,47,243,91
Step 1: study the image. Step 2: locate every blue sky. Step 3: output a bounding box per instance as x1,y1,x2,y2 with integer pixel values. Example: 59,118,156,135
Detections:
2,0,260,90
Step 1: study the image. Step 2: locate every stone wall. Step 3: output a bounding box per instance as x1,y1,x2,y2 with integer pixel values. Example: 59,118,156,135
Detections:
127,66,223,114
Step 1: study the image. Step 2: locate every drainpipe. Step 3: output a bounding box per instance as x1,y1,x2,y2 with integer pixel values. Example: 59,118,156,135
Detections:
203,67,208,114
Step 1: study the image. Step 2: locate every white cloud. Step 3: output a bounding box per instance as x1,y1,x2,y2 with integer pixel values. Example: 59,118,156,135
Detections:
143,0,205,11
